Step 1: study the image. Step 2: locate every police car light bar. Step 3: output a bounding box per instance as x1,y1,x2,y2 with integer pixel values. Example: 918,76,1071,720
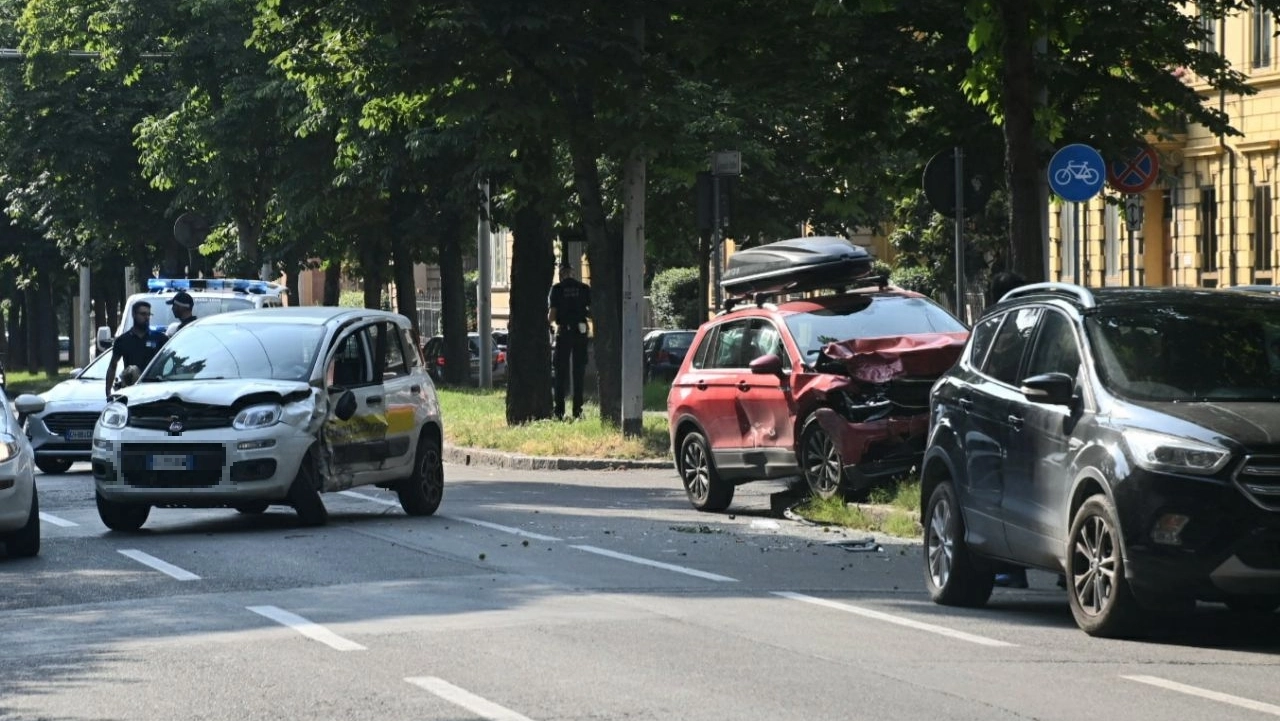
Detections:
147,278,283,295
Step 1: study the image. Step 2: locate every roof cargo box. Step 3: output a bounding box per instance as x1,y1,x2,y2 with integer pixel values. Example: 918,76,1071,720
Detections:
721,236,874,297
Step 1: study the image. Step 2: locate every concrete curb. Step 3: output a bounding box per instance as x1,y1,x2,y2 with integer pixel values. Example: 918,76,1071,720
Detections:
443,443,671,471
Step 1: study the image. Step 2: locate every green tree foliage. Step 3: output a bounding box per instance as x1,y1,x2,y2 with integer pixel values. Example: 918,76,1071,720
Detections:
649,267,702,330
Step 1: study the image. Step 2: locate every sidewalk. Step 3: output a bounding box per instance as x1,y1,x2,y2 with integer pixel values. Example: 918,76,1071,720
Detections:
443,442,670,472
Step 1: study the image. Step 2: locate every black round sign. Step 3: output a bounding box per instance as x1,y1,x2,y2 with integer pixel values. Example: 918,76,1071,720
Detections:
922,149,994,216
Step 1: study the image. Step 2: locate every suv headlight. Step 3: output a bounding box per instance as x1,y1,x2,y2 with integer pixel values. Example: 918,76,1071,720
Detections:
234,403,283,430
100,402,128,430
1122,428,1231,475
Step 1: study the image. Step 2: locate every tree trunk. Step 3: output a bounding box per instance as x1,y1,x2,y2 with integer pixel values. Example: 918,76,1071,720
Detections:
234,217,262,278
323,261,341,306
392,239,419,339
282,268,297,306
506,140,557,425
23,285,38,372
40,278,58,378
361,241,385,310
566,93,622,426
1001,0,1045,283
438,209,471,386
698,231,712,322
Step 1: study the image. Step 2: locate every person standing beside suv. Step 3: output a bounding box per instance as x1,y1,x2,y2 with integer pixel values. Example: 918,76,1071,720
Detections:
547,259,591,420
165,291,198,336
104,301,168,398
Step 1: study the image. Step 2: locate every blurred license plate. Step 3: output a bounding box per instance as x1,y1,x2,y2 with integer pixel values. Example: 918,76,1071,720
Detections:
65,429,92,441
147,454,192,471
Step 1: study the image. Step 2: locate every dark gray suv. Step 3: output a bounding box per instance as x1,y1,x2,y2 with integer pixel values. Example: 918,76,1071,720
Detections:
922,283,1280,637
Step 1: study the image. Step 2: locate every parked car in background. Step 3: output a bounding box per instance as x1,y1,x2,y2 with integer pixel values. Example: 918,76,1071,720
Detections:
422,332,508,385
923,283,1280,637
91,307,444,530
2,391,49,557
96,277,285,353
643,329,695,382
25,351,114,474
667,237,968,512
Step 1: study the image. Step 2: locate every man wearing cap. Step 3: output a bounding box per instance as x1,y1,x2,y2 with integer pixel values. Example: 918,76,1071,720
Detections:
547,259,591,420
104,301,169,398
165,291,198,336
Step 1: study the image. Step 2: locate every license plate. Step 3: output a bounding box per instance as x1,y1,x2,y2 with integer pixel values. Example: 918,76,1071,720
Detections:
65,429,92,442
147,454,193,471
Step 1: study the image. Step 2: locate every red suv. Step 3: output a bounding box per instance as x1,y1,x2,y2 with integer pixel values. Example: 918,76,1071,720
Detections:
666,238,968,511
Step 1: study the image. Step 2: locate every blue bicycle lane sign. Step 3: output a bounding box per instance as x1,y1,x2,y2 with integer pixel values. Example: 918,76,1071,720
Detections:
1048,144,1106,202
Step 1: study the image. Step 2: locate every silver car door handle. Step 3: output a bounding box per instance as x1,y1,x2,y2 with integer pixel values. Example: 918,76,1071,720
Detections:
367,396,383,405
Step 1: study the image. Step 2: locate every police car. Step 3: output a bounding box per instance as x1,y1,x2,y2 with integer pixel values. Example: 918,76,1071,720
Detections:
96,277,286,352
25,278,286,475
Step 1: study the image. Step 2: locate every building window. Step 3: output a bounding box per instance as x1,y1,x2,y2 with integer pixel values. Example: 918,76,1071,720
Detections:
1256,10,1274,68
1255,185,1274,271
1200,9,1217,54
1199,186,1219,272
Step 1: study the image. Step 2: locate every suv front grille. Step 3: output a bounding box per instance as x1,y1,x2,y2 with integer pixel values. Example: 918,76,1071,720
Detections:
42,412,101,434
127,401,234,431
1233,455,1280,511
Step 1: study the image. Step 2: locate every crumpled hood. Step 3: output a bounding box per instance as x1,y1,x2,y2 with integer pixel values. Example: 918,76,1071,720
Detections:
119,379,312,407
820,332,968,384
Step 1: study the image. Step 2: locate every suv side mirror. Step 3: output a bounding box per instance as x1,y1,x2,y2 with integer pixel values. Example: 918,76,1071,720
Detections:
1021,372,1075,405
332,389,358,421
96,326,112,352
749,353,785,376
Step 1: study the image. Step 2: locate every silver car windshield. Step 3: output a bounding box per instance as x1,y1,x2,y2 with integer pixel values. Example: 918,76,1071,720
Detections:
141,323,326,382
75,351,114,380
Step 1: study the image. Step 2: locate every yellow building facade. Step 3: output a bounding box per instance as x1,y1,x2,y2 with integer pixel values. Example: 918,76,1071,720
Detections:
1051,6,1280,288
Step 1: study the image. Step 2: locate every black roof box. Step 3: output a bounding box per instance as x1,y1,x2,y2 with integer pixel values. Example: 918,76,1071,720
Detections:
721,236,874,297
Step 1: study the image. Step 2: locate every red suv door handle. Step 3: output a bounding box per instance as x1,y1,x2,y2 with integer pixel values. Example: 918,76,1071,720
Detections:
737,381,750,392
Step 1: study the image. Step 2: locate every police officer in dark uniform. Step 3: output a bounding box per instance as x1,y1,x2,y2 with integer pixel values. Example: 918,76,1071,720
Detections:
165,291,198,336
104,300,169,398
547,259,591,419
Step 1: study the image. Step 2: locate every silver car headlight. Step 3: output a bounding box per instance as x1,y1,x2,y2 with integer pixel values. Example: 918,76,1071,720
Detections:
100,403,128,430
0,434,16,463
1122,428,1231,475
234,403,283,430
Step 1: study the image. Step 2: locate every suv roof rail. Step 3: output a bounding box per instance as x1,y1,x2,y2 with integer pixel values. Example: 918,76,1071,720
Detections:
1001,282,1096,309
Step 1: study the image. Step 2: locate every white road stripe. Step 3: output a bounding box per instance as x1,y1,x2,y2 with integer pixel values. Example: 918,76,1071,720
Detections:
246,605,366,652
447,515,563,542
774,591,1015,647
338,490,401,507
571,544,738,582
406,676,537,721
1123,675,1280,717
39,512,78,527
117,549,200,581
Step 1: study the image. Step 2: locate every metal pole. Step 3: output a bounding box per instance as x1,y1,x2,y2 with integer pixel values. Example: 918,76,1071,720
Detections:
953,147,966,321
1128,195,1137,287
477,179,492,389
77,266,90,366
621,149,645,437
712,175,722,312
1075,202,1083,284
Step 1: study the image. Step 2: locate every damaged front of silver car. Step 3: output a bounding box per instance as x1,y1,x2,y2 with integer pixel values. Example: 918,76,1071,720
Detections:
89,317,349,531
797,332,968,500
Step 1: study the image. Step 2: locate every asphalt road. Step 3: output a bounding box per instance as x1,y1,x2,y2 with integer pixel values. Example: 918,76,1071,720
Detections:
4,462,1280,721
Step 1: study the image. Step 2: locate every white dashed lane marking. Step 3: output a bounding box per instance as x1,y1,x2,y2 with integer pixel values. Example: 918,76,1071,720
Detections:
406,676,538,721
773,592,1015,647
117,549,200,581
247,605,366,652
39,512,78,527
1123,675,1280,717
